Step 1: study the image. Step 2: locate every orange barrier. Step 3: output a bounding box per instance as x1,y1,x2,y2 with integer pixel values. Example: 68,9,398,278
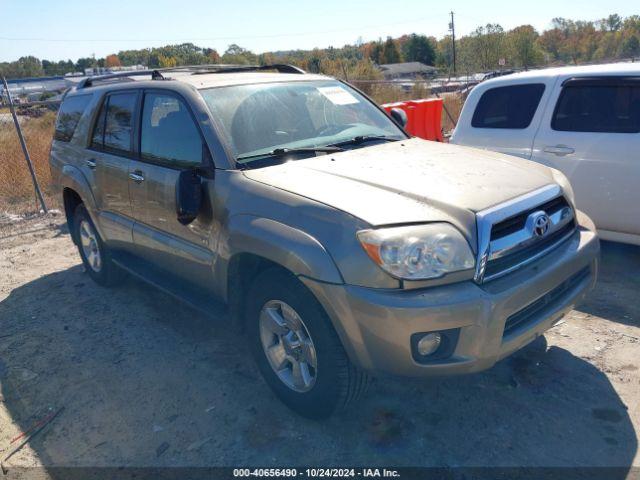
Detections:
382,98,443,142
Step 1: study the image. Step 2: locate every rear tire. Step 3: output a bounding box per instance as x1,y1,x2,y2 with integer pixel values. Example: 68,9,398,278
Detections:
73,204,124,287
245,268,370,419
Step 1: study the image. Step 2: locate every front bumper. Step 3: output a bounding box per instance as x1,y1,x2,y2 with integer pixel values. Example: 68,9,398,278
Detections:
302,226,599,377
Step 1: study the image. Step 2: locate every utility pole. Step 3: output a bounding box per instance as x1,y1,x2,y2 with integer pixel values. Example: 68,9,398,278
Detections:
449,11,457,77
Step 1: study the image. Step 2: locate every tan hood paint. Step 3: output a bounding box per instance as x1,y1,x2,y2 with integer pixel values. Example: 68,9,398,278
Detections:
243,138,555,231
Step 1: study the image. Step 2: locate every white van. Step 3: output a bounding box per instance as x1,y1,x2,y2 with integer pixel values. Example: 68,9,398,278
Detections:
451,63,640,246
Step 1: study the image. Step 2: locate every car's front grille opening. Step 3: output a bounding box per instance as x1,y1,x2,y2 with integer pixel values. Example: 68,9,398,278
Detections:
484,219,576,279
491,196,570,240
503,266,590,338
481,195,577,282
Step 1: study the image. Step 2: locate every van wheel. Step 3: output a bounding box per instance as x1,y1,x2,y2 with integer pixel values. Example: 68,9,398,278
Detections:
73,204,123,287
245,268,370,419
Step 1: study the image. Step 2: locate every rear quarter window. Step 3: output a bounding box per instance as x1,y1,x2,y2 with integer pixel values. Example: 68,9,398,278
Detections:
471,84,545,129
54,95,91,142
552,81,640,133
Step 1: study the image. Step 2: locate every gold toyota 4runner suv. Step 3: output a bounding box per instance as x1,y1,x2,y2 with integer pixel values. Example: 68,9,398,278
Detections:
49,65,599,418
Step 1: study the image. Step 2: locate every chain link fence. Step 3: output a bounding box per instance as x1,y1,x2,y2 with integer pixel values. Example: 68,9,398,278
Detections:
0,82,60,218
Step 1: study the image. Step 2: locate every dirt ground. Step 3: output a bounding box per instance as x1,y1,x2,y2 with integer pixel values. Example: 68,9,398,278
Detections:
0,214,638,476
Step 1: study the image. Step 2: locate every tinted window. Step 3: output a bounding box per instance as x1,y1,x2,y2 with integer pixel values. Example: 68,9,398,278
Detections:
140,93,202,167
54,95,91,142
91,100,107,148
552,83,640,133
472,84,545,129
103,93,137,153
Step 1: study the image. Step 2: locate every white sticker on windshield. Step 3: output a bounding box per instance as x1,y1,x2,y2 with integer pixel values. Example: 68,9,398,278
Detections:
317,86,359,105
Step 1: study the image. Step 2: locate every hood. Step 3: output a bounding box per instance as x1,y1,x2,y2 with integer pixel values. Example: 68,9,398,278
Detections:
243,138,556,231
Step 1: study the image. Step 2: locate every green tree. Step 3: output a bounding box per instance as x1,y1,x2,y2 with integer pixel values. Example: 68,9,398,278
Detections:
0,56,44,78
366,40,384,64
620,35,640,57
221,44,257,65
381,37,401,64
461,24,505,71
603,14,622,32
434,35,454,70
75,57,97,72
508,25,543,69
401,34,436,65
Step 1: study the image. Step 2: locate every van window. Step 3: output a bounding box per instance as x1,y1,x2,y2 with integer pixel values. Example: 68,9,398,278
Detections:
552,82,640,133
54,95,91,142
140,93,202,168
91,92,137,153
472,84,545,129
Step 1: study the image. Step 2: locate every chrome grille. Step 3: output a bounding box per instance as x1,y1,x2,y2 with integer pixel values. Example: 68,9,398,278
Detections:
475,185,578,284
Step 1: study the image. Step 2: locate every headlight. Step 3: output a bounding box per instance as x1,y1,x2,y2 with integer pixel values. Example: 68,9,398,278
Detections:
550,168,576,206
357,223,475,280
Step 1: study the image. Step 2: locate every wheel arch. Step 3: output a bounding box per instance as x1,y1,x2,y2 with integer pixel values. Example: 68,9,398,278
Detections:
60,165,103,243
222,215,344,331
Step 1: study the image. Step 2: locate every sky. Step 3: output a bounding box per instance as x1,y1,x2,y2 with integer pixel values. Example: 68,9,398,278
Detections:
1,0,638,62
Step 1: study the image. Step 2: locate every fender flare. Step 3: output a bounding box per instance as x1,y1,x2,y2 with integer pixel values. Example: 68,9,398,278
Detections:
220,215,344,299
60,164,105,239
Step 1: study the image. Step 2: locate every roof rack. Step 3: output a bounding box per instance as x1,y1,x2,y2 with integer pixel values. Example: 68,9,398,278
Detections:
77,70,165,89
187,64,306,75
75,64,305,90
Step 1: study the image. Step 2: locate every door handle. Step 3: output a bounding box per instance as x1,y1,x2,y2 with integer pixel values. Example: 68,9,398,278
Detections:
543,145,575,156
86,159,97,169
129,171,145,183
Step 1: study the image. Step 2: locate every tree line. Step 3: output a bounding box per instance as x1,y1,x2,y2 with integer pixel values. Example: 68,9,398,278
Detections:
1,13,639,80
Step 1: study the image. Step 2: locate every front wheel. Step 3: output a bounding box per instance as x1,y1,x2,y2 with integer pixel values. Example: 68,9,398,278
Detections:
245,269,370,419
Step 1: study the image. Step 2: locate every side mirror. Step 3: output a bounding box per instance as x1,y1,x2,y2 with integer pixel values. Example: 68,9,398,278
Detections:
390,107,408,128
176,169,203,225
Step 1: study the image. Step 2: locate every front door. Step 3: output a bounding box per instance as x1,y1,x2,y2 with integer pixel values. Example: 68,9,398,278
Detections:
129,90,216,288
531,77,640,237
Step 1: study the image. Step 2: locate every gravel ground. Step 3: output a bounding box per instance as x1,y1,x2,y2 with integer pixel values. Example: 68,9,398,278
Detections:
0,214,638,476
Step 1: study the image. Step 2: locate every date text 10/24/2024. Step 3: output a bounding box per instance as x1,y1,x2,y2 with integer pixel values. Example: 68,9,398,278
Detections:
233,468,400,477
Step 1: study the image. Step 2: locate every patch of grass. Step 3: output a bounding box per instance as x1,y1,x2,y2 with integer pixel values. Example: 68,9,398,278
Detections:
0,111,57,213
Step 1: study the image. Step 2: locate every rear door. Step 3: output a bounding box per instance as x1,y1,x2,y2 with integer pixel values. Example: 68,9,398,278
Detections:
88,90,139,248
531,76,640,236
129,89,216,287
451,79,554,159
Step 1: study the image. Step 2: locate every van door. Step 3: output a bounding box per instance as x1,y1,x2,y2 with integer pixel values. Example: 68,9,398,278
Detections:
88,91,139,248
530,77,640,237
129,90,216,288
451,79,555,159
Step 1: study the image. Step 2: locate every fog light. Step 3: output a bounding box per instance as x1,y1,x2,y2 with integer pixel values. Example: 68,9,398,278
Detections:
417,333,442,356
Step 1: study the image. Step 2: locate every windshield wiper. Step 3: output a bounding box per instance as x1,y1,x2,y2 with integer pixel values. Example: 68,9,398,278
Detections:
236,146,344,163
330,135,400,148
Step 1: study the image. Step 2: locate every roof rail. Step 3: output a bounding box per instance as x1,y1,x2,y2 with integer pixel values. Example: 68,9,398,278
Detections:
77,70,165,89
184,64,306,75
75,63,305,90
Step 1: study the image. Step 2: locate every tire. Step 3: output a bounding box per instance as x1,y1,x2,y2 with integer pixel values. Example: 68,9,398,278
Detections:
73,204,124,287
245,268,370,419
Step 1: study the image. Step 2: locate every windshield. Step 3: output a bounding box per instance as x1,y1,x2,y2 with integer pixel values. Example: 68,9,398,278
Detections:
199,80,406,166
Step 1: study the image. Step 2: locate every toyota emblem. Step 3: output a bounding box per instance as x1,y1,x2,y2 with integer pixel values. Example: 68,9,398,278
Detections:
527,211,551,238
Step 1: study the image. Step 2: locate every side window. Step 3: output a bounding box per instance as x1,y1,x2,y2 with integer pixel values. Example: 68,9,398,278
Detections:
54,95,91,142
91,99,107,148
140,93,203,168
552,82,640,133
472,84,545,129
102,92,137,153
